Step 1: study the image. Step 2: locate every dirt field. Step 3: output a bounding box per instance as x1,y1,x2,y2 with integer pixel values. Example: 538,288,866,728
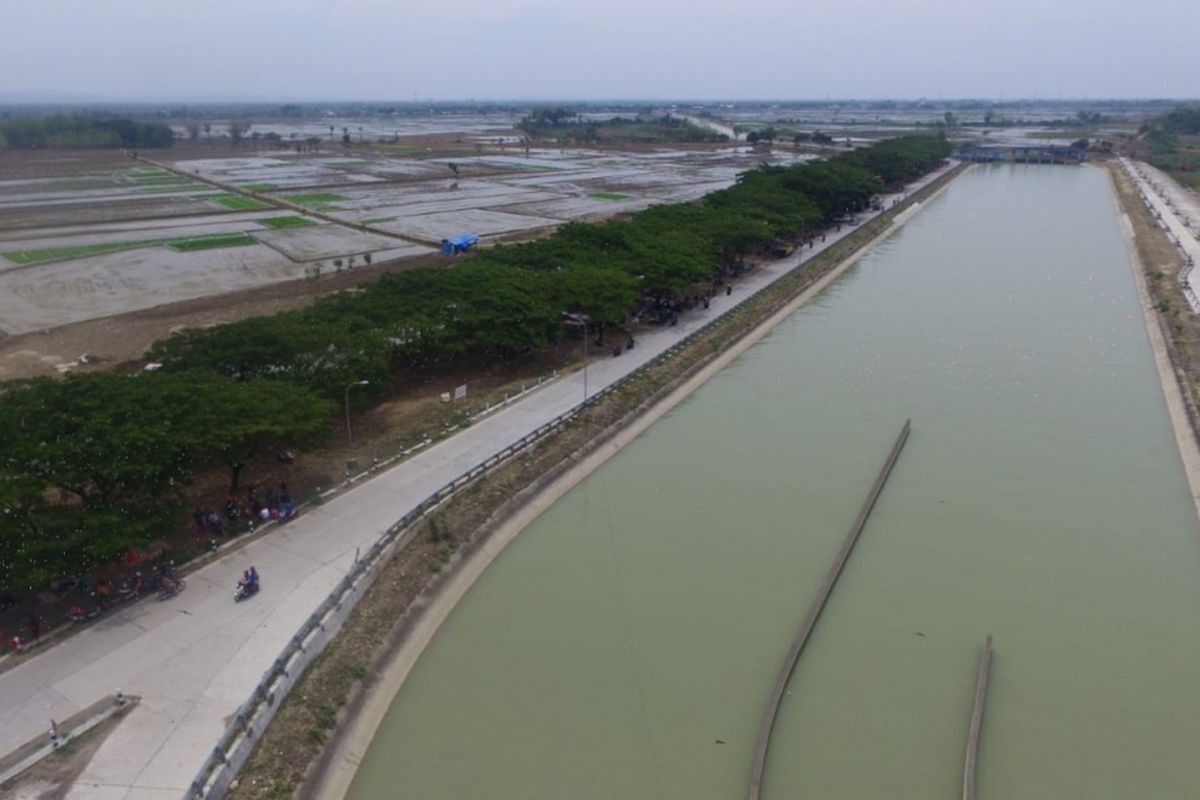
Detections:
0,248,444,379
0,132,811,344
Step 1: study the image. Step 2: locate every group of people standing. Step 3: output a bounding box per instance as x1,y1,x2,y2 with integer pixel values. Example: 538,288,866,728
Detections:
192,482,295,539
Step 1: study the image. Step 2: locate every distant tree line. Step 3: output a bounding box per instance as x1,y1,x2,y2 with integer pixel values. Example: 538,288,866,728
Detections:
1148,106,1200,136
0,114,175,149
0,136,951,594
519,108,727,144
1138,106,1200,182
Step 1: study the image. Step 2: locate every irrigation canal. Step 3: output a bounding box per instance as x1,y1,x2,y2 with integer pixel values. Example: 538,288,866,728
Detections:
348,164,1200,799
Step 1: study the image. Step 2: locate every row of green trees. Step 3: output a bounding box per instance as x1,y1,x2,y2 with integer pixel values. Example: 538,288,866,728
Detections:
0,114,175,149
0,136,951,594
0,372,331,591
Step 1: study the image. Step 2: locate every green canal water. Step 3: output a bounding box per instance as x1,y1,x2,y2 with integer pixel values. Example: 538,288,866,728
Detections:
349,165,1200,799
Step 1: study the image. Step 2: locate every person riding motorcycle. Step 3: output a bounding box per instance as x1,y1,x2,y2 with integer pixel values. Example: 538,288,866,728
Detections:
236,566,260,599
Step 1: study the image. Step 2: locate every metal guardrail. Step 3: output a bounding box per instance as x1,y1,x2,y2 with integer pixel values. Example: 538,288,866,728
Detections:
187,167,955,799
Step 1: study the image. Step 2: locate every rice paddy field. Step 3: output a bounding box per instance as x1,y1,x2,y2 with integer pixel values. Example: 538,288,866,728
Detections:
0,132,814,335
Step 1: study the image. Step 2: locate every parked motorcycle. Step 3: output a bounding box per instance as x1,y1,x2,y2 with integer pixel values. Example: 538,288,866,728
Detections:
118,574,144,602
158,577,186,601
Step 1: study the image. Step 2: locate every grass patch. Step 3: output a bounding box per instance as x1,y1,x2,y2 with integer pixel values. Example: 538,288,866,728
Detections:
203,193,274,211
587,191,632,201
258,216,317,230
3,230,258,264
239,182,278,192
285,192,348,204
167,233,257,251
137,183,204,194
3,240,159,265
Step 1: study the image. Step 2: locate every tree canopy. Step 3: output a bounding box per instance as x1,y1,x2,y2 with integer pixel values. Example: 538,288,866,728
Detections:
0,372,331,591
1,136,951,594
0,114,174,149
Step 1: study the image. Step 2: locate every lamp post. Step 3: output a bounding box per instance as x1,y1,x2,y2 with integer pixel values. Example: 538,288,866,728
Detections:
344,380,369,447
583,327,589,404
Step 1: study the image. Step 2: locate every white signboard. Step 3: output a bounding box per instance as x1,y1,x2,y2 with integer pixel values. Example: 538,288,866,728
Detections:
454,384,467,401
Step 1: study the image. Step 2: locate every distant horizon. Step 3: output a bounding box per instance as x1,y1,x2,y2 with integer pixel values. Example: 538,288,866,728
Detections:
7,0,1198,102
1,94,1196,108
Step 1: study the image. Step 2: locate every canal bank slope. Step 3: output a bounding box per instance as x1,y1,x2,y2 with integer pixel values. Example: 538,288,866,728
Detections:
1107,163,1200,521
303,166,967,800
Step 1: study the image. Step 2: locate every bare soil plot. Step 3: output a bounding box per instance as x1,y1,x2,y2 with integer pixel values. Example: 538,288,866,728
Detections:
0,248,448,380
382,208,561,240
0,243,303,333
255,226,422,261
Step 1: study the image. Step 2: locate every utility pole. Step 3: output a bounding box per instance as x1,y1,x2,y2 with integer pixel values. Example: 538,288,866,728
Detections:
344,380,369,447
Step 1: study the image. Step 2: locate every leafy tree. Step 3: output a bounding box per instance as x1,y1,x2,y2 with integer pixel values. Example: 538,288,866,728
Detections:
551,265,638,328
185,375,334,491
228,120,251,144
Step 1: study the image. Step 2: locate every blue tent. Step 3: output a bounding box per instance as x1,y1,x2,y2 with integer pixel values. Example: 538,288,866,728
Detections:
440,234,480,255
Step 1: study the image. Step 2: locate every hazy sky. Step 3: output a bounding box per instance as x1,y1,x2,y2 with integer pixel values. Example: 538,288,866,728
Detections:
5,0,1197,101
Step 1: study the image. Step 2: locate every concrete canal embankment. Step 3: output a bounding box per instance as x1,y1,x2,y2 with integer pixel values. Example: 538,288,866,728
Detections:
345,163,1200,800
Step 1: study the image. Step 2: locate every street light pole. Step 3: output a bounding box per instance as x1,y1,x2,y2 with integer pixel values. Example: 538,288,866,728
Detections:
583,326,588,404
344,380,369,448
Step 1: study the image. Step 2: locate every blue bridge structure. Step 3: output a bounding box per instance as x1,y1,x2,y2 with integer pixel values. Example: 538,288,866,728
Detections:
953,144,1086,164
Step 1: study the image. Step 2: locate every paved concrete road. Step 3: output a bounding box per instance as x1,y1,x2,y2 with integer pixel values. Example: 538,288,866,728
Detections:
0,165,954,800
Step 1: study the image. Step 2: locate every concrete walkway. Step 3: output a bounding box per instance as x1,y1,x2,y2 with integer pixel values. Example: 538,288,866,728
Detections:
0,164,955,800
1119,158,1200,310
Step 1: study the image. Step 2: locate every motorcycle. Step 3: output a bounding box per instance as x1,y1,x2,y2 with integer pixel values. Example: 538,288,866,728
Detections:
118,574,144,602
155,562,184,601
67,604,97,623
158,577,186,601
234,579,260,602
